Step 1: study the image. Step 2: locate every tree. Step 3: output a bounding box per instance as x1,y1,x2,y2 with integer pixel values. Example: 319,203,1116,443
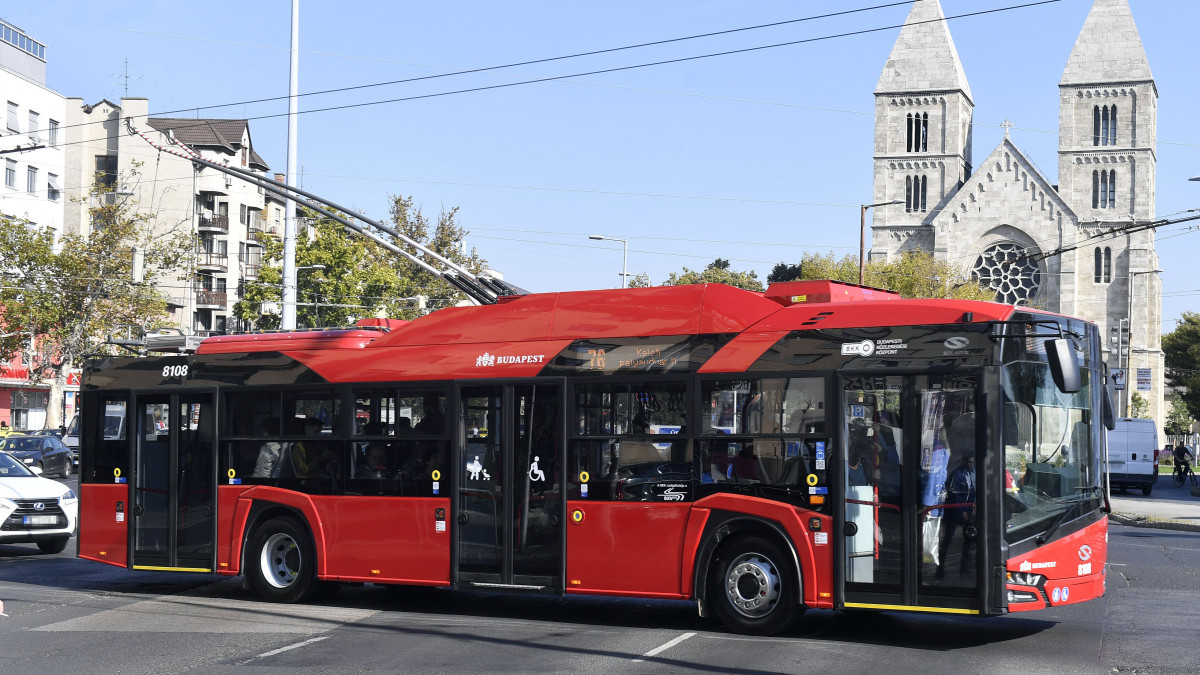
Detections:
770,251,994,300
235,196,486,328
1130,392,1149,419
1163,312,1200,422
1164,398,1193,436
663,259,764,292
0,174,191,428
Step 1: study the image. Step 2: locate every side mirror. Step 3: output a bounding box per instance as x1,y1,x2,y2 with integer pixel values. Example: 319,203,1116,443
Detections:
1046,338,1082,394
1102,382,1116,430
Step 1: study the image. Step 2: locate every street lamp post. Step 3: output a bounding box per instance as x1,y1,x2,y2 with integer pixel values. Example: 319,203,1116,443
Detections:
859,200,903,285
1124,268,1163,416
588,235,628,288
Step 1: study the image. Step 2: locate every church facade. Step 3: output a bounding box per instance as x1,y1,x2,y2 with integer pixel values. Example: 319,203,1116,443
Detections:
869,0,1164,425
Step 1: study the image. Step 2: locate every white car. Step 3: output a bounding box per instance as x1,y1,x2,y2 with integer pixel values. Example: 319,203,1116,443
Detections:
0,450,78,553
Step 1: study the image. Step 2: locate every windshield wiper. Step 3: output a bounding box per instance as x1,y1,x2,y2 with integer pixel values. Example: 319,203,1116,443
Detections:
1035,498,1084,545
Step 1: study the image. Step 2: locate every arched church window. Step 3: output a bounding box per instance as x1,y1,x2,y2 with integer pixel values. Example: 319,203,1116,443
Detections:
971,242,1042,304
1109,106,1117,145
906,113,929,152
906,175,927,213
1093,106,1101,146
1103,170,1116,208
1094,248,1102,283
1104,247,1112,282
1101,106,1110,147
1092,170,1100,208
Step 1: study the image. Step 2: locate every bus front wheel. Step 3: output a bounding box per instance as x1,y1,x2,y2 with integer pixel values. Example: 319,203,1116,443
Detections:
708,534,801,636
248,517,319,603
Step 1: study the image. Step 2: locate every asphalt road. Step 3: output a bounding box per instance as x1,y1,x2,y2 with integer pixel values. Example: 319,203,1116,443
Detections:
2,477,1198,674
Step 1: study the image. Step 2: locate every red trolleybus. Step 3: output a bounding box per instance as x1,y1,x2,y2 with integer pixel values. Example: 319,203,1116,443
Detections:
77,281,1111,635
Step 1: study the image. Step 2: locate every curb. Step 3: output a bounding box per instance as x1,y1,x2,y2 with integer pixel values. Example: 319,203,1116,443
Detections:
1109,512,1200,533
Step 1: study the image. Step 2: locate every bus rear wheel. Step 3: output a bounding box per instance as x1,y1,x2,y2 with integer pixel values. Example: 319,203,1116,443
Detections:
248,517,319,603
708,534,801,636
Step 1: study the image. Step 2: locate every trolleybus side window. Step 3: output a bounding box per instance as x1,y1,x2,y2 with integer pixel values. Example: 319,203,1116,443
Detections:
82,397,128,483
349,388,448,496
569,381,690,501
698,377,829,511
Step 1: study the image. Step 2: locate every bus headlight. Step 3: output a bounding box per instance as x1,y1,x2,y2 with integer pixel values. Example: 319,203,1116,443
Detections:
1006,571,1045,587
1008,590,1040,603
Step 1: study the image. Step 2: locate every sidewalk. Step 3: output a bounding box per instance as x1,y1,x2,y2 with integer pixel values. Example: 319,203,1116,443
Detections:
1107,477,1200,532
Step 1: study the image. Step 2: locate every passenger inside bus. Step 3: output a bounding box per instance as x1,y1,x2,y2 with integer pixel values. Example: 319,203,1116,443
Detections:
252,417,283,477
936,413,977,579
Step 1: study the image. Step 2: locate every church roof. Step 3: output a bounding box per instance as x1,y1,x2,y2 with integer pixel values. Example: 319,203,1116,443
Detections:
1060,0,1153,86
932,135,1077,236
875,0,972,100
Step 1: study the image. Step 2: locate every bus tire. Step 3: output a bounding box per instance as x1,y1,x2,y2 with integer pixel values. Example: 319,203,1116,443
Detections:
248,517,319,603
708,534,801,636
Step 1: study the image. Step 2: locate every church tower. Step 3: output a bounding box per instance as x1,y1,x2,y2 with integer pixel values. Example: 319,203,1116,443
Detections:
1057,0,1162,419
870,0,973,259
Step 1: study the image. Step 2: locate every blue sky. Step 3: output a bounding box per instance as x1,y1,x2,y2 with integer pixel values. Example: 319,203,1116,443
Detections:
7,0,1197,330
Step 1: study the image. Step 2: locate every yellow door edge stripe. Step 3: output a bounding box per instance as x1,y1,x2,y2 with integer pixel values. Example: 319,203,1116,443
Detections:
132,565,213,573
844,602,979,615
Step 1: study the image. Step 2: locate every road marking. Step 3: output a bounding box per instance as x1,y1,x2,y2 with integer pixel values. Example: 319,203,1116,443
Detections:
33,594,375,633
239,636,329,664
633,631,696,662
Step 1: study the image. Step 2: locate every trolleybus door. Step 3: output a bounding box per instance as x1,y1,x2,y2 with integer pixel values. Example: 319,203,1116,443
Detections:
457,383,564,591
130,392,216,572
841,373,986,613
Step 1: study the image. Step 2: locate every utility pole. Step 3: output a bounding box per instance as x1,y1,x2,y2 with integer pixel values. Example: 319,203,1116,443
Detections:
281,0,301,329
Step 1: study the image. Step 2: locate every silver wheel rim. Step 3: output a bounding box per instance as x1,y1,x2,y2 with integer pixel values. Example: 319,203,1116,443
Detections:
260,532,301,589
724,551,781,618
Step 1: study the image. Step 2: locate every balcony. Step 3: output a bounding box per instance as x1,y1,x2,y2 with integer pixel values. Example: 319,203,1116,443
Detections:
196,250,229,272
246,225,266,246
243,262,261,280
195,289,228,310
198,215,229,233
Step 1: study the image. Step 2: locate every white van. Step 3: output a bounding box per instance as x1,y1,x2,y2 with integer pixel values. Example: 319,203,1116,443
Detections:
1106,418,1159,495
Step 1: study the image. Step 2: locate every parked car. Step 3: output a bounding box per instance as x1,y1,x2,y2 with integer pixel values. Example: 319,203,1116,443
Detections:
0,450,78,553
28,428,64,439
0,434,74,479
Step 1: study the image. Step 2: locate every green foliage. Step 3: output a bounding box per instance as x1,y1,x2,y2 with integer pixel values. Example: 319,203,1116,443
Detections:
663,258,764,292
1163,312,1200,422
626,273,652,288
235,196,486,328
1165,397,1193,436
767,262,804,283
771,251,994,300
1130,391,1149,419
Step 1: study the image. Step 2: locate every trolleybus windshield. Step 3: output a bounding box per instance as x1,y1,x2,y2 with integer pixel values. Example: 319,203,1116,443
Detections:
1000,314,1100,545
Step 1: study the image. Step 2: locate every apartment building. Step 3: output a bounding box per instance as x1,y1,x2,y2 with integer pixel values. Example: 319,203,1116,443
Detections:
0,19,66,429
0,19,65,241
64,97,274,337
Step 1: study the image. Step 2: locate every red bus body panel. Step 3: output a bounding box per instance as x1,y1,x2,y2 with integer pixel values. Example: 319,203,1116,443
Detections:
78,483,128,568
1006,517,1108,612
565,501,691,598
215,487,451,585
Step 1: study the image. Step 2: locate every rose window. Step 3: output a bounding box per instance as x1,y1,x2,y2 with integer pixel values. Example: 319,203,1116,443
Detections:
970,242,1041,304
